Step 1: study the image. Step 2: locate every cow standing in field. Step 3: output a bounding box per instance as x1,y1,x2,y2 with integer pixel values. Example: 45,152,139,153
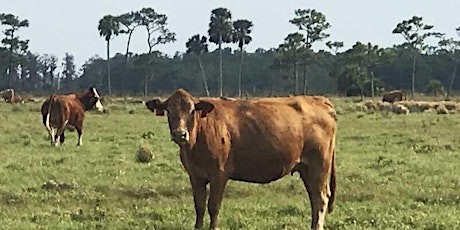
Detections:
146,89,337,230
1,89,14,102
40,87,104,146
382,90,406,103
0,88,23,103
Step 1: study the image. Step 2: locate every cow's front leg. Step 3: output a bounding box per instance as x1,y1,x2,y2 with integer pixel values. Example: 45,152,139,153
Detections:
59,132,65,144
208,176,229,230
190,177,208,229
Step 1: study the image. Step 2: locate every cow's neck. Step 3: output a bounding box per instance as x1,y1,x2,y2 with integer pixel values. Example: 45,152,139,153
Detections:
77,96,92,111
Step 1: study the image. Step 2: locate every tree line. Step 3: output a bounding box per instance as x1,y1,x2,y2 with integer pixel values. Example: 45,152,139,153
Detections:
0,8,459,98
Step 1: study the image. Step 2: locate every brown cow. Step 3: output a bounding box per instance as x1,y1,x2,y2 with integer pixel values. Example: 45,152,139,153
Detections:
382,90,406,103
146,89,337,230
0,89,25,103
0,88,14,102
40,87,104,146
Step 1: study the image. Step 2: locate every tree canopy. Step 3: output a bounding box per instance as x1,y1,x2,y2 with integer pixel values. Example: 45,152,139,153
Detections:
0,9,459,99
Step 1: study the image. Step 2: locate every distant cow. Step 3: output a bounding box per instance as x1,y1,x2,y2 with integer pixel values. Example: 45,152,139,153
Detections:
382,90,406,103
40,87,104,146
146,89,337,230
1,89,14,102
0,88,25,103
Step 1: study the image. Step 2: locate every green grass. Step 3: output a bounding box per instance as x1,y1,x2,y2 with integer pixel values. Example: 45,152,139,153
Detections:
0,100,459,229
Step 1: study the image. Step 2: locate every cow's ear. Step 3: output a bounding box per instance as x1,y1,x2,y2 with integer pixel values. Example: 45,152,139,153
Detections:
195,101,214,118
145,99,166,116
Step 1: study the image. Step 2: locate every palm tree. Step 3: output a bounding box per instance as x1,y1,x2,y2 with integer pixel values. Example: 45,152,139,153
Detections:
98,15,120,95
186,34,210,96
232,19,253,97
208,8,233,97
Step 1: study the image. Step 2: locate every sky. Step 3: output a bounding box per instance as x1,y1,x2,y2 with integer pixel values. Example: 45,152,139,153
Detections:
1,0,459,72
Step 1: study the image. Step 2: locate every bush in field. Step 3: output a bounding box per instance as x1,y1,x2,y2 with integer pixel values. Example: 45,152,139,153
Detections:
136,145,154,163
425,79,445,96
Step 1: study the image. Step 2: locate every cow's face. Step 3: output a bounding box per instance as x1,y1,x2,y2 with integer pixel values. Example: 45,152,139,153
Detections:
147,89,214,145
84,87,104,112
92,88,104,112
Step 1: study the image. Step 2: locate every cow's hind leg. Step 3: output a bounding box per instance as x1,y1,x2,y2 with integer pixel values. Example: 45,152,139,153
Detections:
190,177,208,229
59,132,65,144
54,127,65,146
298,162,330,230
48,128,56,146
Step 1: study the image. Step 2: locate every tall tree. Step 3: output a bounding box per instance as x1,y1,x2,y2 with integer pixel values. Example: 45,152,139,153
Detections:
117,11,142,61
61,53,76,91
186,34,210,96
21,52,41,91
208,7,233,96
344,42,393,97
38,54,58,89
0,13,29,89
275,32,307,95
438,31,460,99
289,9,330,94
139,7,176,95
232,19,253,97
392,16,441,97
98,15,120,95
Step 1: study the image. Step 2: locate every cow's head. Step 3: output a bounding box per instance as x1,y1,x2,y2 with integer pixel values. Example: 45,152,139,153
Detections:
79,87,104,112
146,89,214,145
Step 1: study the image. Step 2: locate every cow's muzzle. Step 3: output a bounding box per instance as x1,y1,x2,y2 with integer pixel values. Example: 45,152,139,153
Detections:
95,100,104,112
171,129,189,144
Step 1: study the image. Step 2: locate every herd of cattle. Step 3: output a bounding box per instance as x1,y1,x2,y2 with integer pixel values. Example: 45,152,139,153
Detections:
0,87,457,230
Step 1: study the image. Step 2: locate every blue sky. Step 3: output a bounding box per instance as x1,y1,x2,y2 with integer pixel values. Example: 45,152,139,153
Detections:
1,0,459,70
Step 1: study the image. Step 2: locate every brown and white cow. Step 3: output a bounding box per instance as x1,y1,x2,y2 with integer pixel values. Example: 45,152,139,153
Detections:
146,89,337,230
1,88,25,103
1,88,14,103
40,87,104,146
382,89,406,103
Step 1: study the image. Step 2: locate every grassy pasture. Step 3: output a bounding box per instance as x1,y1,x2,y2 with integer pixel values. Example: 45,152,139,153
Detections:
0,98,459,230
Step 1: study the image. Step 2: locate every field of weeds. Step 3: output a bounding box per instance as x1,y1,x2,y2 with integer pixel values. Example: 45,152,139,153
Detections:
0,97,459,229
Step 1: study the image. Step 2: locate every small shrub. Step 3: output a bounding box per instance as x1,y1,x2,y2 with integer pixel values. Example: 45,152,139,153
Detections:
136,145,154,163
142,131,155,139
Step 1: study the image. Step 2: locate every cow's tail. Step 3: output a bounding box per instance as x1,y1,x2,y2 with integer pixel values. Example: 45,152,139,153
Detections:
45,94,57,132
327,149,336,213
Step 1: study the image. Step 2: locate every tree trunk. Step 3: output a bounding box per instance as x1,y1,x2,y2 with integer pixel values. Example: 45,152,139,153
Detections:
447,63,458,99
125,30,134,61
8,33,14,89
198,55,210,96
294,63,299,95
144,74,148,96
107,39,112,95
411,52,417,99
218,39,223,97
303,64,308,95
238,47,244,98
370,71,375,98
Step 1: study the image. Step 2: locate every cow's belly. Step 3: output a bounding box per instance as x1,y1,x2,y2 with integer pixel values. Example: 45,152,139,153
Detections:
228,152,299,184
